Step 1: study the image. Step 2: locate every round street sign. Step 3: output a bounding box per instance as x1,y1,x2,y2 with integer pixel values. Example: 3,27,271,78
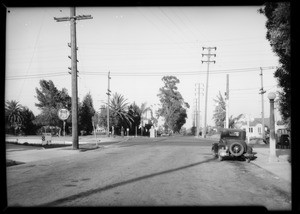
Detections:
58,108,70,121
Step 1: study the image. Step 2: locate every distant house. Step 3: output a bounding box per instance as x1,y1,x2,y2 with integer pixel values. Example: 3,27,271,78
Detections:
236,117,288,139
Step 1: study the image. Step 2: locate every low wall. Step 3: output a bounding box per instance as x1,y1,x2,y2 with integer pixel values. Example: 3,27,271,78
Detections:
6,138,73,145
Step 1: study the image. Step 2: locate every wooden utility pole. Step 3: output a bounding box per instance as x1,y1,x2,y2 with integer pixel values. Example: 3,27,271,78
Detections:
54,8,92,149
201,47,216,138
197,83,200,137
106,71,111,137
194,83,203,137
225,74,229,128
194,83,200,137
259,67,266,142
193,98,196,128
194,104,197,129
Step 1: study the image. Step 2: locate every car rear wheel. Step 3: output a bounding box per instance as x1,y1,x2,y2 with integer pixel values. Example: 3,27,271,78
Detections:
229,142,244,157
217,150,224,161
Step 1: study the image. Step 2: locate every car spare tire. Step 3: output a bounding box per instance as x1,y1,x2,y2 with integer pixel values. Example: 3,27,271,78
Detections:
229,142,244,157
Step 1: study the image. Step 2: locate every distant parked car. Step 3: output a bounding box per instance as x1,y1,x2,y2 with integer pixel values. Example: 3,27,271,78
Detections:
212,128,256,162
161,132,171,137
276,134,290,149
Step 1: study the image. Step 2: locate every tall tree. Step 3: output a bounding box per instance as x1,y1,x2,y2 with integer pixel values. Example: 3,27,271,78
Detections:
34,80,72,129
259,2,291,127
20,107,39,135
139,102,151,136
5,100,24,135
128,102,141,135
78,92,95,135
157,76,189,132
171,107,188,133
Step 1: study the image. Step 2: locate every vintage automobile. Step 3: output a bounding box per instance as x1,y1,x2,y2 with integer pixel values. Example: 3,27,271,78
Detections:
276,134,290,149
212,128,256,162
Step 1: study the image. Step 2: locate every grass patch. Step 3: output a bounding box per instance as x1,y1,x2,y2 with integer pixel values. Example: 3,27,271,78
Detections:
6,141,71,149
6,159,25,167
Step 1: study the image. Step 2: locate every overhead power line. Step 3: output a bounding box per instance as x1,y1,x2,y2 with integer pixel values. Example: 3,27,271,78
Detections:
82,66,276,76
5,66,277,80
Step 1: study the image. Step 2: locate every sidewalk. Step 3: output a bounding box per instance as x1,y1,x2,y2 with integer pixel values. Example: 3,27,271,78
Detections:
6,136,129,164
251,147,291,183
5,135,124,145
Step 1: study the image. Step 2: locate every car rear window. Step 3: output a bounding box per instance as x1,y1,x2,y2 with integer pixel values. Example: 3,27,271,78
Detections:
228,131,240,137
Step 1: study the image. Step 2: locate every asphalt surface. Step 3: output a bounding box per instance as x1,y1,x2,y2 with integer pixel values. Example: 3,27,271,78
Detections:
5,136,291,210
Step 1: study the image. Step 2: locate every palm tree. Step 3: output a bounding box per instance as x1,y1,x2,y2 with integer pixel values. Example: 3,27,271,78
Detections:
213,91,226,127
229,114,244,129
5,100,24,135
109,93,133,132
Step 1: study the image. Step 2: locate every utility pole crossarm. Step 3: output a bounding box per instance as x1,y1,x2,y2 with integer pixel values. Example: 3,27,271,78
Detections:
54,15,93,22
202,47,217,50
76,15,93,20
202,54,216,57
201,60,216,63
54,17,71,22
259,88,266,94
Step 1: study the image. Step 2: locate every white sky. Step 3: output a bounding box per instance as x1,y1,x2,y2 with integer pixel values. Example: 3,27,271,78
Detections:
5,6,281,128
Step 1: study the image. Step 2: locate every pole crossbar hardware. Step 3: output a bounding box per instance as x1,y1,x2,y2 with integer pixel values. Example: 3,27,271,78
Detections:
54,17,71,22
54,15,92,22
54,7,92,150
259,89,266,94
202,47,217,50
202,54,216,57
201,60,216,63
201,46,217,138
68,56,79,62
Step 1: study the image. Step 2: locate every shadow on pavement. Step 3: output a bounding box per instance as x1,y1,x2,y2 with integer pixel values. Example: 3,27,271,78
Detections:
39,157,216,206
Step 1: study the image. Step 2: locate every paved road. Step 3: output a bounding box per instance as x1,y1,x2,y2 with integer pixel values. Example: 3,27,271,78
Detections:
6,136,291,210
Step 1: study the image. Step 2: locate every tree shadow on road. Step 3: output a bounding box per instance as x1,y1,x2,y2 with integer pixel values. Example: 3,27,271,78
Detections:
39,157,216,206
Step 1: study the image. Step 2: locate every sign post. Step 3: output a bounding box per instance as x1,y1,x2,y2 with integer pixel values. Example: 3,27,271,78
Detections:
58,108,70,136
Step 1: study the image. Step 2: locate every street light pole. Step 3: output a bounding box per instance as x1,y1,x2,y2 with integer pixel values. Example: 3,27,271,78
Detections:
268,92,278,162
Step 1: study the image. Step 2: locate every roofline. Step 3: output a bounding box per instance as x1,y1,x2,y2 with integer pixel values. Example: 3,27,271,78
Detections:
222,128,245,132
